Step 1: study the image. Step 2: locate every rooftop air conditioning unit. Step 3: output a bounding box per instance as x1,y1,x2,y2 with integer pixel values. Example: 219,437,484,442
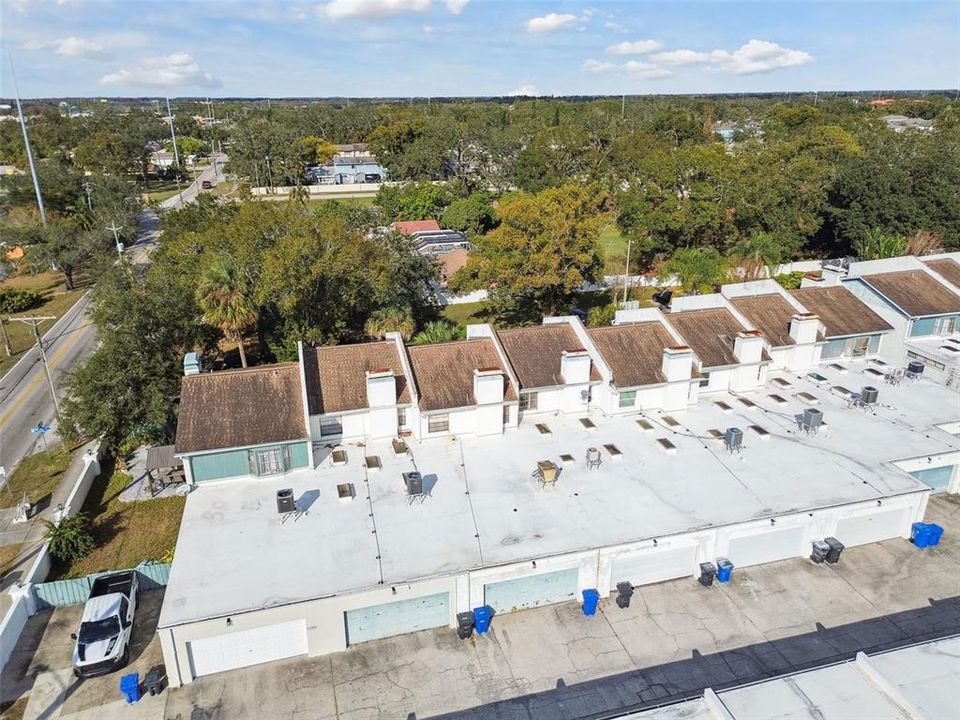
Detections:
403,471,423,497
860,385,879,405
276,488,295,514
802,407,823,432
652,290,673,307
724,427,743,453
906,361,925,379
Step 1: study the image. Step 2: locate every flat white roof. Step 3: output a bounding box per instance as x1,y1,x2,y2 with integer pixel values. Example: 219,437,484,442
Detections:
160,359,960,628
906,336,960,368
622,635,960,719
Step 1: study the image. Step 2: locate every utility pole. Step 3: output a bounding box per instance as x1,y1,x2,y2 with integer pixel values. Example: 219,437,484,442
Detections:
81,181,94,211
9,316,61,424
621,94,625,121
166,98,185,206
622,236,633,304
8,53,46,226
106,222,124,256
265,155,273,192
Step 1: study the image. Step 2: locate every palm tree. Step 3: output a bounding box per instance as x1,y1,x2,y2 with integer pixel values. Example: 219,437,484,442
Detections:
410,320,464,345
196,259,257,368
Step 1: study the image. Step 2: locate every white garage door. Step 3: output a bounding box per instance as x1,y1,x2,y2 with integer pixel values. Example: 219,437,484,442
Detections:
345,593,449,646
484,568,579,614
188,619,308,678
835,508,909,547
610,545,697,590
726,526,805,567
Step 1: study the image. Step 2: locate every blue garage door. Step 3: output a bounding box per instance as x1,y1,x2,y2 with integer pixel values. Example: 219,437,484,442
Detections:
910,466,955,492
345,593,449,645
484,568,579,614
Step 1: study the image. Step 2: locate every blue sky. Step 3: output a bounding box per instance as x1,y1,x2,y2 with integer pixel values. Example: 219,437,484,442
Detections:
1,0,957,97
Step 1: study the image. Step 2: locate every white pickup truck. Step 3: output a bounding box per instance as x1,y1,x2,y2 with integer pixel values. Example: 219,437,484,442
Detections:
71,571,139,677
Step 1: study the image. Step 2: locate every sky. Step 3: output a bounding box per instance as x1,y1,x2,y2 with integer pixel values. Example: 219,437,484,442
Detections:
1,0,957,98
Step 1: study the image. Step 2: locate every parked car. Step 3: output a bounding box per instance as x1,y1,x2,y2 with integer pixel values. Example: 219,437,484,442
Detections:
201,180,213,190
71,571,139,677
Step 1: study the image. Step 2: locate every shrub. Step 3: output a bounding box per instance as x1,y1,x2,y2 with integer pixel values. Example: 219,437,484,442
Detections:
43,514,95,563
0,287,43,314
773,271,806,290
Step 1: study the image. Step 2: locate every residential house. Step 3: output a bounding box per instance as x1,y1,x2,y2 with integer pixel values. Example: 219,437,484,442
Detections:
392,220,472,257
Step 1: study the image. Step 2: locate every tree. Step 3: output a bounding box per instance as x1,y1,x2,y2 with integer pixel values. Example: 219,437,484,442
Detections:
441,194,498,237
450,185,606,321
658,247,728,294
43,514,95,563
375,182,449,222
61,265,204,446
410,320,463,345
298,136,338,165
25,221,106,291
196,259,258,368
853,228,906,260
728,232,785,281
364,308,415,341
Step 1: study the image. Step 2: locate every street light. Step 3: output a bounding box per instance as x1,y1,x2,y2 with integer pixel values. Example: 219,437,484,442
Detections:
107,222,124,256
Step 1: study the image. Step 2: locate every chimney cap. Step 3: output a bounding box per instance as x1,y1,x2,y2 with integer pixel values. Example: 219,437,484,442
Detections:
664,345,692,354
737,330,763,339
474,366,502,376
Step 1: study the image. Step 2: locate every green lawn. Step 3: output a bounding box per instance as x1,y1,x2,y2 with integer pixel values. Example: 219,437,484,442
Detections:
0,272,89,377
304,196,375,209
0,445,72,509
49,457,185,579
441,300,489,326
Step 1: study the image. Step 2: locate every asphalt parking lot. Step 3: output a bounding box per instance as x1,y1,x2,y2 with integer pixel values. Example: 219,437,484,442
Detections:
4,495,960,720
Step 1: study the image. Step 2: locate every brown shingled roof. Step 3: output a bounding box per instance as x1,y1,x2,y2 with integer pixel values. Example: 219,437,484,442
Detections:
407,338,516,411
302,342,410,415
728,294,797,347
175,364,307,454
587,322,675,387
791,286,893,338
860,270,960,317
498,324,600,389
923,258,960,289
664,308,746,368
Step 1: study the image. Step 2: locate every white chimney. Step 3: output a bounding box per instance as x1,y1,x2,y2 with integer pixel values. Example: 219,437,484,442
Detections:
365,369,396,408
661,346,693,382
560,349,591,385
733,331,764,364
799,273,824,289
789,313,820,344
473,368,504,405
819,267,843,287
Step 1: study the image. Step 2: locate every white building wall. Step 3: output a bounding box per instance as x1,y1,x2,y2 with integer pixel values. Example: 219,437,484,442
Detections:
843,279,910,363
161,488,929,686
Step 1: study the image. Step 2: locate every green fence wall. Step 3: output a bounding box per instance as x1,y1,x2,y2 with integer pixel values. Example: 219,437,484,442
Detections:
33,563,171,610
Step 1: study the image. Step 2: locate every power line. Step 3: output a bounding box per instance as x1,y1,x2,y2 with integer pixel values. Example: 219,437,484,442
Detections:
7,316,62,424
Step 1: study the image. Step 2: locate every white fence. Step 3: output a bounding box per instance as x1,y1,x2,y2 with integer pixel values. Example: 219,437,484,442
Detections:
0,444,101,672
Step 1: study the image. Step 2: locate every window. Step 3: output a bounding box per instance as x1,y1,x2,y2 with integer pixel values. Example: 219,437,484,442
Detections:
910,318,937,337
867,334,881,355
699,373,710,388
502,405,510,424
397,407,407,428
519,392,538,411
428,414,449,433
319,415,343,436
618,390,637,408
934,316,958,336
820,338,845,360
849,336,869,358
255,447,285,476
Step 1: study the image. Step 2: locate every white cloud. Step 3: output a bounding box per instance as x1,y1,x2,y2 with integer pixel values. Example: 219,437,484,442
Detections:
709,39,813,75
650,48,712,65
606,40,662,55
582,59,618,74
100,53,221,89
423,24,452,33
445,0,468,14
317,0,430,20
525,12,577,33
509,83,537,96
23,36,109,60
604,21,629,34
624,60,672,79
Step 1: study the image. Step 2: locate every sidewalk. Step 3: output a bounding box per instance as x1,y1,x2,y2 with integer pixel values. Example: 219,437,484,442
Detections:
0,441,99,616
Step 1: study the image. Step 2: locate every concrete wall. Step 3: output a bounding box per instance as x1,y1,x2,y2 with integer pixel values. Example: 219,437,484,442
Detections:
160,487,929,686
0,592,31,671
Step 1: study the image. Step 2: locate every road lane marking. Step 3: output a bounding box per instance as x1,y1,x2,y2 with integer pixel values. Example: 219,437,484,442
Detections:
0,319,93,428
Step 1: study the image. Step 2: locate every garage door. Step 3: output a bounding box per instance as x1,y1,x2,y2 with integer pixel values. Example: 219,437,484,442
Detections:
726,526,805,567
345,593,449,645
910,466,954,492
835,508,909,547
484,568,578,614
610,545,697,590
188,619,308,678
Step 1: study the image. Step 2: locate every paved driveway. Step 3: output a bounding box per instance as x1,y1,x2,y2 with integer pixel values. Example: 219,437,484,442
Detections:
164,494,960,720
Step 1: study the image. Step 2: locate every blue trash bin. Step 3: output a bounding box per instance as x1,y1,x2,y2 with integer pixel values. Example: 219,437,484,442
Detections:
716,558,734,583
582,588,600,616
119,673,141,704
473,605,494,634
926,524,944,547
911,522,927,546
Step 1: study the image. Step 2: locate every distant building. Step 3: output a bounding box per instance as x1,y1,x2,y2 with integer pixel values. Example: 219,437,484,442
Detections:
881,114,935,133
305,142,387,185
390,220,472,257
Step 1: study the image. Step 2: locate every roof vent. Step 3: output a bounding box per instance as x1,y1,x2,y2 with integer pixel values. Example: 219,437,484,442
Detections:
724,428,743,454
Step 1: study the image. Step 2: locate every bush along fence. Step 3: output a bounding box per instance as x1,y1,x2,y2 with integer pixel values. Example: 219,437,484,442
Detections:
32,562,171,610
